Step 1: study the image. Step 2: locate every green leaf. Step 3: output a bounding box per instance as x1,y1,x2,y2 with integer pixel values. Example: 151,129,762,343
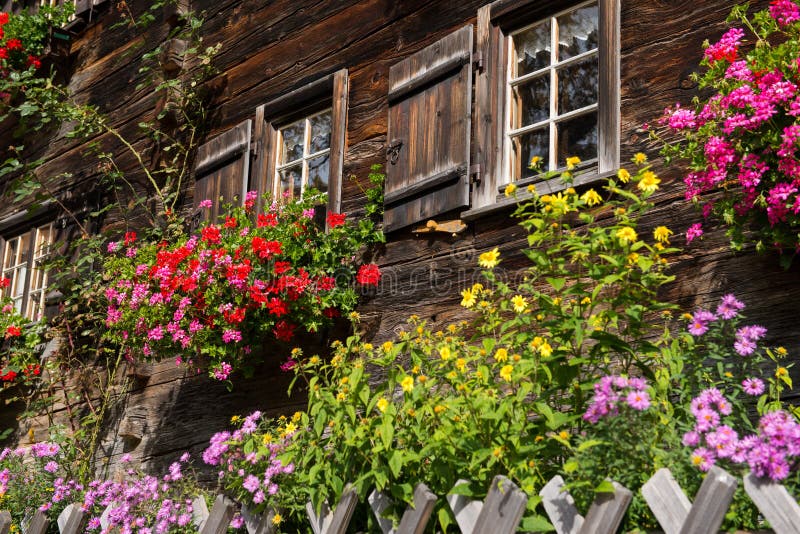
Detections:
520,515,555,532
388,450,403,478
594,480,615,493
546,277,566,291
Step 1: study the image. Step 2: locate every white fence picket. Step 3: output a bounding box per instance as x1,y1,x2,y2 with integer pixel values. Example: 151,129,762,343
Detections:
446,480,483,534
743,472,800,534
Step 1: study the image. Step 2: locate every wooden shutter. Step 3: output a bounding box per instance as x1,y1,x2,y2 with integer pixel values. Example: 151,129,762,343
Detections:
384,26,473,232
193,120,252,222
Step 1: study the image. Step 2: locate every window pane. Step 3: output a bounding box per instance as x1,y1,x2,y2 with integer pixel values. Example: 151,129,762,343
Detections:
558,2,599,61
308,154,330,193
3,239,15,270
309,112,332,153
35,225,52,258
557,55,598,114
13,266,26,298
18,232,30,266
556,112,597,167
511,75,550,128
280,120,305,163
279,164,303,199
512,128,549,180
512,21,550,77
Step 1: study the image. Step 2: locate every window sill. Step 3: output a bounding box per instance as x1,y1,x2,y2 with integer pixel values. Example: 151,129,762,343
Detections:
461,168,617,222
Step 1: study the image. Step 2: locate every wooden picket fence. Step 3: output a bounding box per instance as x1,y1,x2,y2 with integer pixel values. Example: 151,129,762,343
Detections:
2,466,799,534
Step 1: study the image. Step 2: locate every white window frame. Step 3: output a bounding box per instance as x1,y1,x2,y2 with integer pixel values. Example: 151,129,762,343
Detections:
274,108,333,201
1,222,54,321
504,0,601,182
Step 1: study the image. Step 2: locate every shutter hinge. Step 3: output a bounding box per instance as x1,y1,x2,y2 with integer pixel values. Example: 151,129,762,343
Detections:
470,163,482,184
386,139,403,165
473,51,483,71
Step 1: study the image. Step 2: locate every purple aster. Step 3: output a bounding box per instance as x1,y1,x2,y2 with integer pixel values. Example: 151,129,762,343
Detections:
242,475,260,493
742,377,765,396
691,447,716,472
625,390,651,411
716,294,745,319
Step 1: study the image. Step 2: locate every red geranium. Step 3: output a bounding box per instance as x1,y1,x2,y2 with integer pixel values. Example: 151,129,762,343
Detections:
251,237,282,259
356,264,381,286
124,231,137,246
27,55,40,69
273,320,295,341
5,325,21,338
6,38,22,51
327,212,346,228
201,225,221,244
0,277,9,288
0,369,16,382
0,13,9,25
257,213,278,228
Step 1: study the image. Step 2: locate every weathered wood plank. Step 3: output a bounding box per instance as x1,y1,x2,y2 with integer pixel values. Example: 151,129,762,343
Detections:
743,472,800,534
472,475,527,534
56,503,86,534
539,475,583,534
199,494,235,534
307,486,357,534
25,510,49,534
578,482,632,534
241,503,278,534
396,483,437,534
679,466,737,534
446,480,483,534
192,496,210,529
368,489,395,534
641,468,692,534
0,511,11,534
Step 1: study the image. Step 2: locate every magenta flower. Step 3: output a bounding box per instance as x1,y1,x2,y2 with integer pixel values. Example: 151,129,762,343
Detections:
687,309,716,336
686,222,704,243
716,294,745,319
221,329,242,344
626,390,651,411
742,377,766,395
198,199,213,208
770,0,800,26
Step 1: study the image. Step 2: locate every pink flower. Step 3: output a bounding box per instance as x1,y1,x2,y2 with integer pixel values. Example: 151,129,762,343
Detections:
770,0,800,26
716,294,745,319
198,199,213,208
212,362,233,381
686,222,703,243
625,390,651,410
742,377,765,395
222,329,242,343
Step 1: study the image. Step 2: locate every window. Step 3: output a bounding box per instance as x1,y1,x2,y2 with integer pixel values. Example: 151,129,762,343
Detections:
466,0,619,216
507,1,599,180
252,69,348,217
274,109,332,201
1,223,54,321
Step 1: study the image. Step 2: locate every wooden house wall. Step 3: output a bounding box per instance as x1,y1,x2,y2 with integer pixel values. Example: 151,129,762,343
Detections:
2,0,798,479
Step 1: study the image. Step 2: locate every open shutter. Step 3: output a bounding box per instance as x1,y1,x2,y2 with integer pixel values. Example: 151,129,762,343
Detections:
193,120,252,221
384,26,473,232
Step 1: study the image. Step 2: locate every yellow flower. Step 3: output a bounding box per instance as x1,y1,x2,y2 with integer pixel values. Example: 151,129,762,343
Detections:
492,446,503,458
348,311,361,322
535,435,544,442
638,171,660,193
309,355,321,365
407,408,416,417
617,168,631,183
616,226,638,245
382,341,394,353
566,156,581,170
539,341,553,358
362,343,373,352
529,155,543,170
478,247,501,269
292,411,302,422
527,184,536,194
376,397,389,413
418,375,428,383
495,348,508,362
504,183,517,197
615,207,627,217
511,295,527,313
653,226,673,244
262,433,273,445
500,364,513,381
284,422,297,434
777,367,788,377
581,189,602,206
336,391,346,401
633,152,648,165
627,252,640,265
439,345,452,360
272,513,283,526
230,415,241,424
558,430,569,440
548,192,571,214
401,375,414,392
581,296,591,305
724,371,733,378
565,187,576,196
461,288,477,308
456,358,467,372
776,346,788,357
434,404,446,414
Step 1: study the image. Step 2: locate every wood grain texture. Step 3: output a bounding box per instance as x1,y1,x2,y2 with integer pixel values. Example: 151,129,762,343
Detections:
641,468,692,534
743,472,800,534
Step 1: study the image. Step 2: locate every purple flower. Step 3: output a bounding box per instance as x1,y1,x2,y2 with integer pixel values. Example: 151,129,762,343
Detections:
716,294,745,319
742,377,766,396
688,309,716,336
686,222,703,243
199,199,213,208
44,461,59,473
222,329,242,344
625,390,651,411
243,474,260,493
690,447,716,472
682,431,700,447
770,0,800,26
